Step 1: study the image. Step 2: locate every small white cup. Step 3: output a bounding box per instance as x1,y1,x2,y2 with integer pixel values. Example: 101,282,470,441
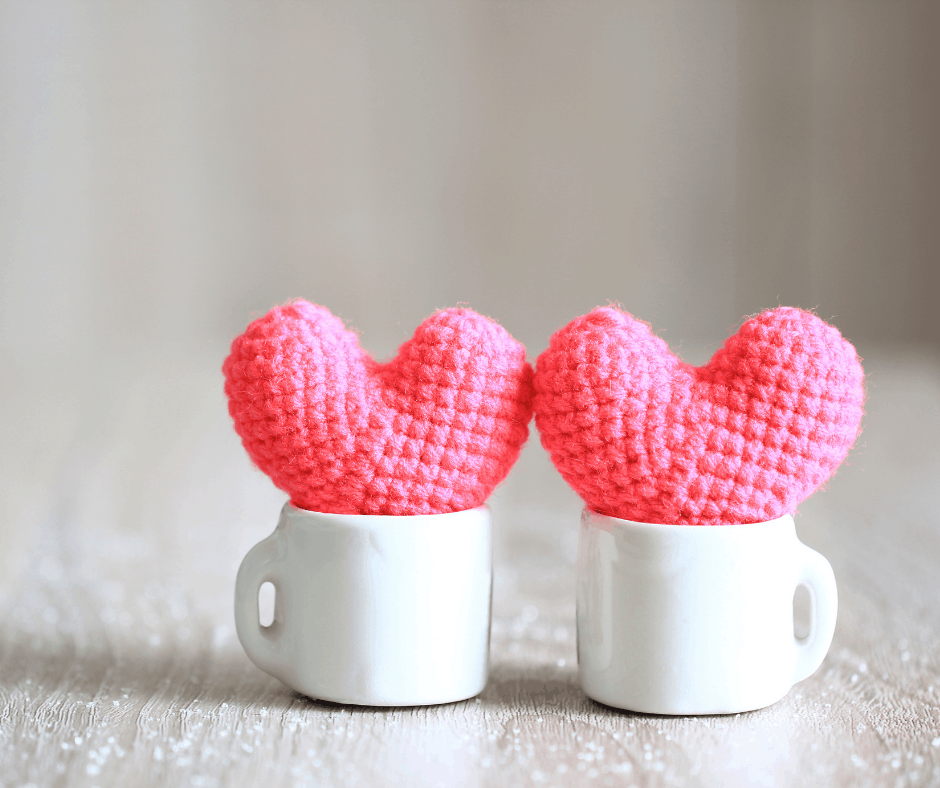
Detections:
577,508,838,715
234,503,492,706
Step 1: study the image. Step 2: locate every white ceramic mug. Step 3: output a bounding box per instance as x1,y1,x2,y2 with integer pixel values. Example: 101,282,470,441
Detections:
577,508,838,715
235,503,492,706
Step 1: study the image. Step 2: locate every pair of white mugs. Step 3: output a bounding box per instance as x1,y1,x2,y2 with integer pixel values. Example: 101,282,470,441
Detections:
234,504,837,715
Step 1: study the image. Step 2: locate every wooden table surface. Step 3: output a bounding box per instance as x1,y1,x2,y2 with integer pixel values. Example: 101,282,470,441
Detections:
2,344,939,787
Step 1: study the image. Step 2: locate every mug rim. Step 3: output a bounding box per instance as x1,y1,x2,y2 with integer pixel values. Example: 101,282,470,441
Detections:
583,506,793,532
281,501,490,527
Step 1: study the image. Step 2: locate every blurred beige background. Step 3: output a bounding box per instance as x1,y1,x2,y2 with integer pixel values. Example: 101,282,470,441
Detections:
4,0,938,563
1,0,939,560
1,0,938,370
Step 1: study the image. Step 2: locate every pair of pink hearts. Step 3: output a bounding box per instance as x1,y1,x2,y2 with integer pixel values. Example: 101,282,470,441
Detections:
223,301,864,523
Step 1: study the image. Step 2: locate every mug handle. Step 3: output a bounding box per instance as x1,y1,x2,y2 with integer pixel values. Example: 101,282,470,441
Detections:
792,543,839,683
234,531,287,680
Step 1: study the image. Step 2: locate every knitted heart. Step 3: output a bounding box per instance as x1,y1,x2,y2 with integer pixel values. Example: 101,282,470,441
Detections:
223,301,534,515
534,307,864,525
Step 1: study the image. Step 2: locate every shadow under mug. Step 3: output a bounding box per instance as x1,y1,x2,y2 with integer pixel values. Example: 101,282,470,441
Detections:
577,508,838,715
234,503,492,706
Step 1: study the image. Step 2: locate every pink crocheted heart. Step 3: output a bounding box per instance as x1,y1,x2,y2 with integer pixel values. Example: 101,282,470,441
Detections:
223,301,534,515
534,307,864,525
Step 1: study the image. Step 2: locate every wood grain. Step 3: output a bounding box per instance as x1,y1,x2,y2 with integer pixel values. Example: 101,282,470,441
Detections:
2,346,939,787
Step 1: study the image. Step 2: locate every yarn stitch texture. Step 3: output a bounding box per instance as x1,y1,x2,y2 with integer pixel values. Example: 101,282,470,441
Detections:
223,301,534,515
534,306,865,525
